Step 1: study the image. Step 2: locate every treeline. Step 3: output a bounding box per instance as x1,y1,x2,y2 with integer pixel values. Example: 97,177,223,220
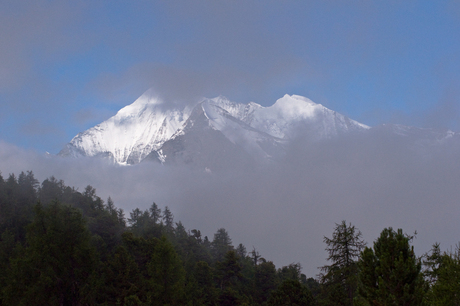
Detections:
0,171,459,305
0,171,314,305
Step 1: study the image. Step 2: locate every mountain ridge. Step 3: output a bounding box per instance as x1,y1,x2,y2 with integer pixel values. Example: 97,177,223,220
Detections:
62,89,459,168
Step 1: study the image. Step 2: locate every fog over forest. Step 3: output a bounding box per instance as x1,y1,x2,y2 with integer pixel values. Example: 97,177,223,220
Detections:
1,127,459,277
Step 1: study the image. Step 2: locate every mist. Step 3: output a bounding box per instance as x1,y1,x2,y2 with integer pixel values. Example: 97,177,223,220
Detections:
1,127,459,277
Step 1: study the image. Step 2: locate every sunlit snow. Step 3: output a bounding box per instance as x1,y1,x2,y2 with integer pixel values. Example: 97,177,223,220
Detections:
61,89,370,165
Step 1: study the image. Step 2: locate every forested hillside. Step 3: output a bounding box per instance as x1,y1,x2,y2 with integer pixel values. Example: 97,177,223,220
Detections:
0,170,459,305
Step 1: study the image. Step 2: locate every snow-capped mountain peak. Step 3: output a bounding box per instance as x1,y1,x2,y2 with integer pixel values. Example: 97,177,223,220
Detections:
60,90,191,165
272,94,320,118
240,94,370,140
59,89,370,165
115,88,162,117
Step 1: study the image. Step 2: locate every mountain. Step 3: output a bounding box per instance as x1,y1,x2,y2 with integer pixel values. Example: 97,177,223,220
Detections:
59,89,371,167
60,89,191,164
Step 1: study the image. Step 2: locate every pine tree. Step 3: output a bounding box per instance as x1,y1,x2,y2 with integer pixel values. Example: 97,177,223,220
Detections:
106,196,117,218
212,228,233,262
39,176,64,204
0,171,5,228
278,263,303,283
236,243,247,258
215,250,245,305
423,242,442,286
17,171,39,205
128,208,143,226
358,227,426,305
254,261,277,304
319,221,366,306
148,236,185,305
104,245,145,304
0,229,16,301
426,244,460,305
216,250,243,290
250,247,262,266
2,202,98,305
162,206,174,233
149,202,161,224
268,279,315,306
117,208,126,227
193,261,218,305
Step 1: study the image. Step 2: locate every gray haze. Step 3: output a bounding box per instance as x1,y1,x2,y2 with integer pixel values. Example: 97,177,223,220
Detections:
1,129,459,277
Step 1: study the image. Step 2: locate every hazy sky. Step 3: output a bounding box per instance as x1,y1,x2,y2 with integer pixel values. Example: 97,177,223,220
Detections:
1,1,460,153
2,1,460,277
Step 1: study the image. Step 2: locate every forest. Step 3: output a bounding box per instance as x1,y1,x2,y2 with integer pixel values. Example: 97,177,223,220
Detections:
0,170,459,305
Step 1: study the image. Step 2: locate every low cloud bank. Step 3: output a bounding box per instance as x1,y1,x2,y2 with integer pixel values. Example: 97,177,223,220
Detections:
1,132,459,277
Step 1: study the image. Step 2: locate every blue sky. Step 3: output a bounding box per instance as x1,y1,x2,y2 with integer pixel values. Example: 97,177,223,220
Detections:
1,0,460,153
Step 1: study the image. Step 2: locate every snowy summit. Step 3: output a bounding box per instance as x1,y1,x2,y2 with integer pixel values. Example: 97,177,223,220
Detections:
59,89,370,166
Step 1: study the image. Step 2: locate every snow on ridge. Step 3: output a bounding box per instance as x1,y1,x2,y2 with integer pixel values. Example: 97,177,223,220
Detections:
270,94,319,119
200,101,274,159
62,90,371,165
67,90,190,164
116,88,162,118
206,96,260,122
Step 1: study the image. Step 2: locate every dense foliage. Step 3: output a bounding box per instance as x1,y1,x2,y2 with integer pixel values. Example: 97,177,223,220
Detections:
0,171,314,305
358,228,425,305
0,170,459,305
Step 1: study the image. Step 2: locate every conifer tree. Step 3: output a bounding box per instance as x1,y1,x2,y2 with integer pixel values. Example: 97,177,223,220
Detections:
215,250,245,305
117,208,126,227
149,202,161,224
148,236,185,305
358,227,426,305
17,171,38,205
0,229,16,300
423,242,442,286
278,263,302,281
3,202,98,305
162,206,174,233
254,261,277,304
216,250,243,290
193,261,218,304
39,176,64,204
104,245,145,304
236,243,247,258
250,247,262,266
426,244,460,305
0,172,5,227
319,221,365,306
106,196,117,218
212,228,233,262
268,279,315,306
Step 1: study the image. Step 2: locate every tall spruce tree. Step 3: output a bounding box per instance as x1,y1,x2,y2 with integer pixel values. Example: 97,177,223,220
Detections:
215,250,245,305
149,202,162,224
319,221,365,306
358,227,426,305
148,236,185,305
254,261,278,304
426,244,460,305
104,245,145,304
212,228,233,262
162,206,174,234
423,243,442,286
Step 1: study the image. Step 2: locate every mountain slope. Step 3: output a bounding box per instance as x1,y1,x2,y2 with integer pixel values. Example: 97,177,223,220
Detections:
59,90,371,166
60,89,191,165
